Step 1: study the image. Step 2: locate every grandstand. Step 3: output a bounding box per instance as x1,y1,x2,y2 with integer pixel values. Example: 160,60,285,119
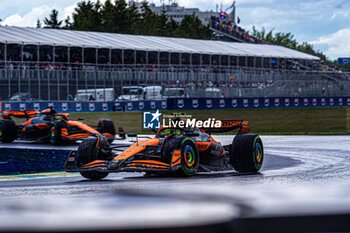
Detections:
210,16,266,44
0,26,318,67
0,26,348,101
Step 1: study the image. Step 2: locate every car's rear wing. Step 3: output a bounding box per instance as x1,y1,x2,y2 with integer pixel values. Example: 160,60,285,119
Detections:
2,110,39,120
201,120,250,135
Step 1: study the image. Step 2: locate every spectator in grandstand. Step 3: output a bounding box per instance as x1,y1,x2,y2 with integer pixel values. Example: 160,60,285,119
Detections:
211,16,264,44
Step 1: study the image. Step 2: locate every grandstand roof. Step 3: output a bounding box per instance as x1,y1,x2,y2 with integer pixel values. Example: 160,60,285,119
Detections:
0,26,319,60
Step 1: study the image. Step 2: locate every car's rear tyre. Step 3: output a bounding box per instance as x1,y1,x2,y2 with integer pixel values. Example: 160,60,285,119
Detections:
97,119,116,144
230,134,264,172
0,119,17,143
50,121,67,145
162,136,199,177
76,137,109,180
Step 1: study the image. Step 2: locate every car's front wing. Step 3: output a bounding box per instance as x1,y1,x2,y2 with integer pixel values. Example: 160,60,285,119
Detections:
64,150,177,173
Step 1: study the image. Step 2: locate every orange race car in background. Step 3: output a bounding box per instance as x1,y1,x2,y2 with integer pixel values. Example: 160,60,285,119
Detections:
0,107,116,144
64,120,264,180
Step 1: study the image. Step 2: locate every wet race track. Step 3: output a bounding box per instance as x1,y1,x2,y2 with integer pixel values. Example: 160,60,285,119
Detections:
1,135,350,232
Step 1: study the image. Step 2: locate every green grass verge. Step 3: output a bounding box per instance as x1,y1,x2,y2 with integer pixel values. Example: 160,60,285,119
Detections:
69,107,350,135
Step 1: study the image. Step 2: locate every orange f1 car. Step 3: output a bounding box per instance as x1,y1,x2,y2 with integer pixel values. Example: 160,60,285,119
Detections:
0,107,116,144
64,120,264,180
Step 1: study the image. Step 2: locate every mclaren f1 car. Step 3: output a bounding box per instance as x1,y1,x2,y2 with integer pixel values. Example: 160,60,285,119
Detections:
64,120,264,180
0,107,116,144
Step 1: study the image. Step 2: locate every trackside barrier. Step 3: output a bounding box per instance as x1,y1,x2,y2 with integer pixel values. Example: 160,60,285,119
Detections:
114,100,168,112
0,101,115,113
0,100,168,113
1,97,350,113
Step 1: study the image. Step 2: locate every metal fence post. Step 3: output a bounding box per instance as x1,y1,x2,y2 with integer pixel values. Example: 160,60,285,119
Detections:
57,70,60,100
18,69,21,97
67,70,69,101
8,69,11,100
48,70,50,101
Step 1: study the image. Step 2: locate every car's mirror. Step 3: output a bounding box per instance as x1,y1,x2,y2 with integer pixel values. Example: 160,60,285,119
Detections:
127,133,137,138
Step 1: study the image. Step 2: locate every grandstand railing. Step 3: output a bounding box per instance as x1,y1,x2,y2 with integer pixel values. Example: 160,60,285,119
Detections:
0,62,349,101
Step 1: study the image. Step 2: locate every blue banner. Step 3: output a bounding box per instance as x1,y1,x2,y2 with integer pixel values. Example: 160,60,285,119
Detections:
114,100,168,112
1,97,350,113
1,101,115,113
338,58,350,65
0,100,168,113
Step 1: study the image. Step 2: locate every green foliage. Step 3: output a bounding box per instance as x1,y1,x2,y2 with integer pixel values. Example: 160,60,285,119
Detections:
252,26,330,63
43,0,210,39
64,16,72,29
70,1,102,31
43,9,62,29
36,19,41,28
177,14,210,39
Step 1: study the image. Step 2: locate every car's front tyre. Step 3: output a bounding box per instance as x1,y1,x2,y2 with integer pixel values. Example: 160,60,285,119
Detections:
76,137,109,180
162,136,199,177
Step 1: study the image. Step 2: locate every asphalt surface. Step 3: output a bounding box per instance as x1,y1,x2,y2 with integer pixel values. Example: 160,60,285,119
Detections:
1,135,350,232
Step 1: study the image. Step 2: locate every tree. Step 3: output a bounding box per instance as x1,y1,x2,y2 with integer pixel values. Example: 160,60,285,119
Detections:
71,0,102,31
178,14,210,39
36,19,42,28
64,16,72,29
42,0,211,40
43,9,63,29
134,1,160,35
100,0,116,32
113,0,130,33
252,26,329,63
126,1,141,34
165,17,180,37
99,0,133,33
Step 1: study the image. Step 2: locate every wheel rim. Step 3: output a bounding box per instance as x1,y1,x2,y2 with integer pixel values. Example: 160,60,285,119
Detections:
255,142,263,163
183,145,195,168
181,138,199,176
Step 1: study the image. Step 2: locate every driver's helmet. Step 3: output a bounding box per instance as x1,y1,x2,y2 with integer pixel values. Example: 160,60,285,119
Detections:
162,128,181,136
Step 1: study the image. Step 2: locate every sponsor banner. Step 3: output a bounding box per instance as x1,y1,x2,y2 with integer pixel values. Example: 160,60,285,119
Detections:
1,102,115,113
1,100,168,113
120,100,168,112
1,97,349,113
338,58,350,65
